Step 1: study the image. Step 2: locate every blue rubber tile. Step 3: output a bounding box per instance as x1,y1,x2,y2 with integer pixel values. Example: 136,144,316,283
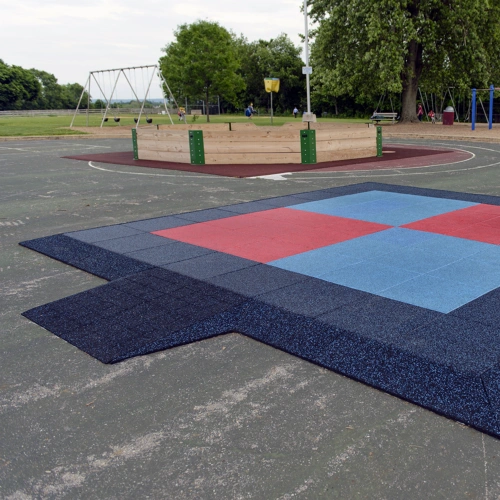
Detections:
367,245,463,274
126,242,214,266
468,244,500,266
429,257,500,289
206,265,308,297
450,288,500,328
66,225,144,243
317,296,443,342
290,190,392,212
164,252,258,279
269,245,363,278
379,274,489,313
256,278,370,316
174,208,236,223
320,261,421,295
361,227,440,248
411,234,493,259
93,233,175,253
124,216,194,232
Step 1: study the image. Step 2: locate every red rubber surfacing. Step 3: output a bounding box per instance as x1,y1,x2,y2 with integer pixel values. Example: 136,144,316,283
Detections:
153,208,392,263
403,204,500,245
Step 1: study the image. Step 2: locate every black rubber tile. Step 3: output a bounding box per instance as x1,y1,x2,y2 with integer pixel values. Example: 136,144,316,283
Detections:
206,265,308,297
287,191,340,202
79,250,153,281
252,195,304,208
124,216,194,232
164,252,258,279
450,288,500,328
174,208,236,223
20,234,92,265
66,225,144,243
217,201,284,214
126,242,214,266
93,233,175,253
256,278,370,317
317,296,444,343
392,315,500,373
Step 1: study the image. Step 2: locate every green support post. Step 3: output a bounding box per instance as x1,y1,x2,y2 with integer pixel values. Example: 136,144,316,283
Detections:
189,130,205,165
376,126,383,157
131,129,139,160
300,129,316,164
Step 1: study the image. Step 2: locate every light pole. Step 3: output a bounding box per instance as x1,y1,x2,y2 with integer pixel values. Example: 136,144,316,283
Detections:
304,0,311,114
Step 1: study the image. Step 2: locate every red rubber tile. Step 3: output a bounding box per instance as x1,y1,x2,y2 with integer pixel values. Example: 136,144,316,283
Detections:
403,205,500,244
153,208,391,263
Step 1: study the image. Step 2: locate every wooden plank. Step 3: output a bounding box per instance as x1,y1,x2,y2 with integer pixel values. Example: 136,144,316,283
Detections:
137,140,190,153
157,123,229,131
315,129,376,141
204,142,301,154
316,138,375,152
137,129,189,141
316,148,376,163
138,149,190,163
205,152,302,164
203,132,298,142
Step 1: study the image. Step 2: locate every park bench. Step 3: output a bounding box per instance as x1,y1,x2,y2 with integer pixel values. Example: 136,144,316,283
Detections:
369,112,399,124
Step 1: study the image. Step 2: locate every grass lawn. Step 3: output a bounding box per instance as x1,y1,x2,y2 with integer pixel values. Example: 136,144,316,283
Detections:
0,113,367,137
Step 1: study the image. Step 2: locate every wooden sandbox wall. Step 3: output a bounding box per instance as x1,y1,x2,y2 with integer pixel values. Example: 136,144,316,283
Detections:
133,122,380,165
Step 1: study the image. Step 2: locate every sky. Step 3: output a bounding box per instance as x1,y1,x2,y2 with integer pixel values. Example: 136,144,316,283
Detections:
0,0,307,100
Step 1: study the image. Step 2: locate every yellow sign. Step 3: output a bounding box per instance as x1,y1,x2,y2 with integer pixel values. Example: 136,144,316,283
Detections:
264,78,280,93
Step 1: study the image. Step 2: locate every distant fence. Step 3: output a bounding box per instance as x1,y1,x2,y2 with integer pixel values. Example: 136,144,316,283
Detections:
0,108,176,117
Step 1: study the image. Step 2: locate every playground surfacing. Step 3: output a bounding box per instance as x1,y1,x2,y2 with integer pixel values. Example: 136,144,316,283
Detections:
63,143,470,177
21,182,500,437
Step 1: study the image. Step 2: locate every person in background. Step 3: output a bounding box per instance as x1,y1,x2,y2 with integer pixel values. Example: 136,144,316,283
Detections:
293,107,298,118
428,109,436,124
417,103,424,122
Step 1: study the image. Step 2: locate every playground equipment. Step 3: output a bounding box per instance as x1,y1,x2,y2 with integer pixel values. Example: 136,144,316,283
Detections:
471,85,496,130
132,122,381,166
70,65,182,128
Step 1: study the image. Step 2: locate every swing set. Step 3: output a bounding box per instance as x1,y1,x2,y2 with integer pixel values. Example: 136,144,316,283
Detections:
70,64,183,128
471,85,497,130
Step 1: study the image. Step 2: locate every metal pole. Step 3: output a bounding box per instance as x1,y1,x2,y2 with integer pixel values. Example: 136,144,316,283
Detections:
304,0,311,113
472,88,476,131
489,84,494,130
70,74,90,128
271,92,273,125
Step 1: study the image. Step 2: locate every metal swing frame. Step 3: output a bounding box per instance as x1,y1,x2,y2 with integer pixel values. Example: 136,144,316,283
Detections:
70,64,180,128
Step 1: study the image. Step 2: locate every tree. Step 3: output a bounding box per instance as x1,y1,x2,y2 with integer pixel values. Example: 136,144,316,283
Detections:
159,21,245,122
0,60,41,110
309,0,500,122
237,34,306,113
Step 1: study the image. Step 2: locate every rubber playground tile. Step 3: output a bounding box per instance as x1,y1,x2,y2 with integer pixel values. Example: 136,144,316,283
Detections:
92,233,175,253
205,265,308,297
66,225,144,243
124,215,195,232
379,274,489,313
154,209,391,263
125,241,214,266
19,183,500,438
173,208,236,223
163,252,258,279
318,261,421,295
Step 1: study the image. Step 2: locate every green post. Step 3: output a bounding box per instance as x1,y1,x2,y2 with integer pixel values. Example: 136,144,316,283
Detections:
131,129,139,160
300,129,316,164
376,126,383,157
189,130,205,165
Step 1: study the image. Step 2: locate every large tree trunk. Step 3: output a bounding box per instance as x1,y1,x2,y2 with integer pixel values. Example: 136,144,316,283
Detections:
400,39,423,123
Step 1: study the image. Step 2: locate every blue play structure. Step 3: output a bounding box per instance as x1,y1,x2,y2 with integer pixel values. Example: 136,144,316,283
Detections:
471,85,496,130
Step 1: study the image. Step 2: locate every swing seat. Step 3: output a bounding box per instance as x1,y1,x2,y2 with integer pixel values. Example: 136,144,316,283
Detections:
146,118,153,124
114,117,120,123
134,118,139,123
103,118,108,122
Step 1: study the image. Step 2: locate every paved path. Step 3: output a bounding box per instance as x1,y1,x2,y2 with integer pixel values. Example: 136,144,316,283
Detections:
2,137,500,499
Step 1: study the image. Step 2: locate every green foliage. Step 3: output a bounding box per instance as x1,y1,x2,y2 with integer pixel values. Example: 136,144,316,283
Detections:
0,61,41,110
309,0,500,120
235,33,306,113
159,20,245,121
